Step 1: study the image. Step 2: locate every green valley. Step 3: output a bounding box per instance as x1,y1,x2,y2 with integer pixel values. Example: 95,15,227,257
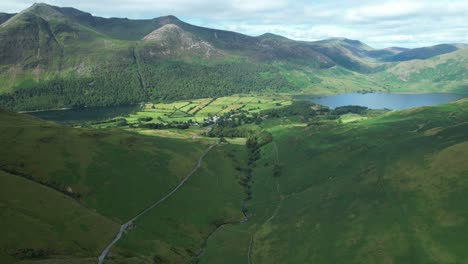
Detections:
1,2,468,264
2,94,468,263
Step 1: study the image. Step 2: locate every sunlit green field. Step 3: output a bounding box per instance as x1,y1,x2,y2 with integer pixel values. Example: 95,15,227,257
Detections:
87,95,294,139
126,95,293,125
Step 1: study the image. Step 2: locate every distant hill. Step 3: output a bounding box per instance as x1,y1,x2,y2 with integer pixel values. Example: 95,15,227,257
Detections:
0,3,466,111
0,12,14,24
365,47,409,60
384,44,461,62
373,48,468,93
307,38,379,72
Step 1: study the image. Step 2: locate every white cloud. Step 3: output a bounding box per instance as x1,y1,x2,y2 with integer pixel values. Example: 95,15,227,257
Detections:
344,1,422,22
230,0,289,12
1,0,467,48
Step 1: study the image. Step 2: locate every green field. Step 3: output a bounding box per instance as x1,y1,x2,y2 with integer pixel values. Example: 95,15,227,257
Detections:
127,95,293,124
86,95,294,139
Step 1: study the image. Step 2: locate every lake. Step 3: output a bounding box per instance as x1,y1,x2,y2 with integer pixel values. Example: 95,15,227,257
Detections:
27,105,142,125
25,93,467,124
300,93,467,110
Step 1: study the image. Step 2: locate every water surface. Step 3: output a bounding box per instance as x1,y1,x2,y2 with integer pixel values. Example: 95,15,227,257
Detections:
28,105,141,125
301,93,466,110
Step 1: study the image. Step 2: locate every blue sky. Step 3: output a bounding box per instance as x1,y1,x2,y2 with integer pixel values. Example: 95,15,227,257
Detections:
2,0,468,48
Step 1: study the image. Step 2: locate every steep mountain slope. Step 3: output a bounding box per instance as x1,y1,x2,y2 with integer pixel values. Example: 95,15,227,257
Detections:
141,24,224,58
0,4,301,110
307,38,380,72
365,47,409,60
384,44,462,62
0,3,466,112
0,12,14,24
0,10,62,70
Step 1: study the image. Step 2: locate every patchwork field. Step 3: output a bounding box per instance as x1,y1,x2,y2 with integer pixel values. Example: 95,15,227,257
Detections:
126,95,293,125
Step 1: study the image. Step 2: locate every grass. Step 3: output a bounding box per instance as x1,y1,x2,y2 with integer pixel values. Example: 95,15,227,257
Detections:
199,99,468,264
0,109,249,263
110,144,247,263
370,49,468,94
338,113,367,123
91,95,294,140
0,170,119,263
0,110,211,222
2,96,468,263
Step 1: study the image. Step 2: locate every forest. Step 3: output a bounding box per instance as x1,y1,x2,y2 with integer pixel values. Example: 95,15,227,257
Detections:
0,60,298,111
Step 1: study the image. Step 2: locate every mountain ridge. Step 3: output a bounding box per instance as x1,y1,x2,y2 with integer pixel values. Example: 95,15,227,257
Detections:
0,3,466,111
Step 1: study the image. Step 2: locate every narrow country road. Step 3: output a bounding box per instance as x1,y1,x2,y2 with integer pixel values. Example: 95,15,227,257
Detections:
98,143,217,264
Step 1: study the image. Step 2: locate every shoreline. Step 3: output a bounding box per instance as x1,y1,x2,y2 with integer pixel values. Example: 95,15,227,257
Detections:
18,107,75,114
17,103,144,114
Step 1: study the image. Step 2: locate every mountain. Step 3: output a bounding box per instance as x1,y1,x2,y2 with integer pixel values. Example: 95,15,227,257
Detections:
141,24,224,58
373,48,468,93
307,38,380,72
0,3,466,111
0,12,14,24
384,43,462,62
364,46,409,60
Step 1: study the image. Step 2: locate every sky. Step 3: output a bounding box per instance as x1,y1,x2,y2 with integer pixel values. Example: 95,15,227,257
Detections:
2,0,468,48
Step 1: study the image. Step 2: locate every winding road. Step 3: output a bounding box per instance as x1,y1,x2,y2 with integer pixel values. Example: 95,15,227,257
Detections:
97,143,217,264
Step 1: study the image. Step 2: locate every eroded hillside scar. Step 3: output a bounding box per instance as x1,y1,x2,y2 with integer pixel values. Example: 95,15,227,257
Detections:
132,45,148,99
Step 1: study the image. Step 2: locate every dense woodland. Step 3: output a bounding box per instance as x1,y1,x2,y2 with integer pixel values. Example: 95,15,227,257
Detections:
0,60,298,111
140,60,297,100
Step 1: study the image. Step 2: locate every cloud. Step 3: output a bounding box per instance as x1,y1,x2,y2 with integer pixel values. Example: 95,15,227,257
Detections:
344,2,422,22
1,0,467,48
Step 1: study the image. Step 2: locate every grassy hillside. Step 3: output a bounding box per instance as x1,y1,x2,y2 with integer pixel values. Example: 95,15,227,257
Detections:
199,99,468,263
0,109,206,220
0,170,118,264
111,144,247,263
373,48,468,93
0,109,249,263
1,91,467,263
384,44,460,62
